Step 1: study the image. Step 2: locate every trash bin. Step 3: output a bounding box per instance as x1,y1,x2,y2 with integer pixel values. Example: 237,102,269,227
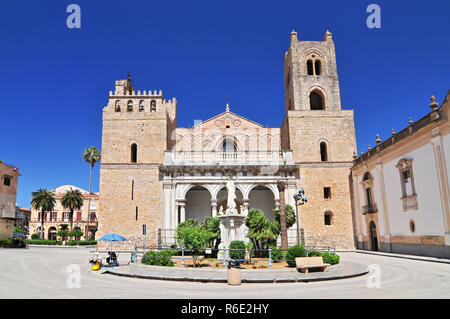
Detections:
227,262,241,286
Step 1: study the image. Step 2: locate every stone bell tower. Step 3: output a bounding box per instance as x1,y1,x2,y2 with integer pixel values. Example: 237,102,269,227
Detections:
97,76,177,248
281,30,357,249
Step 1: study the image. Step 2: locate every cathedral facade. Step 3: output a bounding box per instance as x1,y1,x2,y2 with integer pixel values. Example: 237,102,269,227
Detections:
97,30,357,249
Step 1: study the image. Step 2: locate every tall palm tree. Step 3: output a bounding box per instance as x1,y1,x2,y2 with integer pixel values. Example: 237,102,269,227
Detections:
31,189,56,240
83,146,101,240
60,188,84,239
277,181,288,250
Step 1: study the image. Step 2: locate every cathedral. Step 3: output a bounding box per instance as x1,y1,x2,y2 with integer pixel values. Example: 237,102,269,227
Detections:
97,30,357,249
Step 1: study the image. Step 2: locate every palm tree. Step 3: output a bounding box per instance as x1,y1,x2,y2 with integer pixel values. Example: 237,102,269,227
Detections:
83,146,101,240
277,182,288,250
31,189,56,240
60,188,84,239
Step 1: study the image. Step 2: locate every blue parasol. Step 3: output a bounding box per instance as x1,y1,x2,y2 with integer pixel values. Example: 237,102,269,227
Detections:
98,233,127,242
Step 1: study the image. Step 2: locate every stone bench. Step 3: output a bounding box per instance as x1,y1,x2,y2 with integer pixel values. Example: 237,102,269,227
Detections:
295,257,330,273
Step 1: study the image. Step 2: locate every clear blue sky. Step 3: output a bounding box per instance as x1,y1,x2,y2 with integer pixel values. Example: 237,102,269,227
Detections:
1,0,449,208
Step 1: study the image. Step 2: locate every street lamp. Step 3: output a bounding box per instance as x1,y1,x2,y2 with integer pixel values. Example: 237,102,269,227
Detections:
293,189,307,244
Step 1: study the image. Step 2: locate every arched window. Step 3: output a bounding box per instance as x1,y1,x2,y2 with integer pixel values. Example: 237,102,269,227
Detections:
139,100,144,112
324,211,333,225
115,101,121,112
131,143,137,163
320,142,328,161
127,100,133,112
307,60,314,75
222,139,237,152
151,100,156,112
314,60,321,75
310,91,324,110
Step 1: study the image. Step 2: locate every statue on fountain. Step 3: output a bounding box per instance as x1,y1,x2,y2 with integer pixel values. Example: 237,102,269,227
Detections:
225,177,237,214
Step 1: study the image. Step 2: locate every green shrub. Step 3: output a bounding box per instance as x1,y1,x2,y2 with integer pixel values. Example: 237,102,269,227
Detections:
270,246,284,262
229,240,246,261
285,243,307,267
142,250,174,267
31,233,39,240
0,239,12,246
321,252,340,265
307,250,322,257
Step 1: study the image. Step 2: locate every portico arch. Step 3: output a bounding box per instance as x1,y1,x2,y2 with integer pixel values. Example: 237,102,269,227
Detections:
248,185,276,220
185,186,212,223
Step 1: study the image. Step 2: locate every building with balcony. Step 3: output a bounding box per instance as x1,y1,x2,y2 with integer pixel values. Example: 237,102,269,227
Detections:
29,185,98,240
98,30,357,249
350,92,450,258
0,161,21,238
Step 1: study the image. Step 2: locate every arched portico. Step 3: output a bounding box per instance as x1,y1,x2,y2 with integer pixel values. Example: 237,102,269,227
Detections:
248,185,276,220
184,186,212,223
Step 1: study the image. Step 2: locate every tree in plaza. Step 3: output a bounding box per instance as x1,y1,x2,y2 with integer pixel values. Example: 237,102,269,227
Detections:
69,228,84,241
31,189,56,240
57,224,69,241
272,204,296,234
82,146,101,240
201,217,221,254
176,220,212,267
245,209,278,256
60,188,84,239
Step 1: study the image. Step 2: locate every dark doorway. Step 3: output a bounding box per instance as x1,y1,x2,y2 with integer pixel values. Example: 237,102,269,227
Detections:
369,221,378,251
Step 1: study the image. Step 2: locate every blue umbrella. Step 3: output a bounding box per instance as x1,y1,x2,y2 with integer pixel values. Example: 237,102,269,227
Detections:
98,233,127,242
98,233,127,254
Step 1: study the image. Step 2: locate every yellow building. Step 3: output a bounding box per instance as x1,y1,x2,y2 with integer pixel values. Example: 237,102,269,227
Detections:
29,185,98,240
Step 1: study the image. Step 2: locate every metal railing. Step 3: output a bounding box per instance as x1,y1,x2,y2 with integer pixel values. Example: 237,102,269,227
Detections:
120,245,337,270
362,204,378,214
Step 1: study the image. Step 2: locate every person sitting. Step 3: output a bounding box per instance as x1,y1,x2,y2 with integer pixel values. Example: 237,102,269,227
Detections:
106,251,119,267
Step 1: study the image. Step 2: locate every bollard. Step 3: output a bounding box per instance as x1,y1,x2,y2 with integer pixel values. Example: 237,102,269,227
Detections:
268,248,272,270
181,247,185,268
227,262,241,286
223,247,227,269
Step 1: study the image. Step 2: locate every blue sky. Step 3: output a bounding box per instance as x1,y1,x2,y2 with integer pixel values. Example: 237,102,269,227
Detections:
1,0,449,208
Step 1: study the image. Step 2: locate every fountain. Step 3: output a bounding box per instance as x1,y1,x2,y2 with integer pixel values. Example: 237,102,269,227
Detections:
218,177,247,255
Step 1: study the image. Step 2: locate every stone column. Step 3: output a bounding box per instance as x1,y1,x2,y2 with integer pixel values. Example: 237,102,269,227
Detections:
178,201,186,223
211,199,217,217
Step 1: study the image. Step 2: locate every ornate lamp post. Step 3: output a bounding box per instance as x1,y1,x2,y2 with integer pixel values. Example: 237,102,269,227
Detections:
293,189,307,244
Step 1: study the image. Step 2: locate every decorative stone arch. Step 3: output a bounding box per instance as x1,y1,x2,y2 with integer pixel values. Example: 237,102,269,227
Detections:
316,137,331,162
215,135,243,152
211,183,246,201
308,86,327,110
303,48,328,75
48,226,57,241
184,185,213,223
248,184,278,220
127,100,133,112
180,183,214,201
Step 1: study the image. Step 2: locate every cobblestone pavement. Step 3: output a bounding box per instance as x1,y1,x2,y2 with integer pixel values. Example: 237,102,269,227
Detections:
0,247,449,299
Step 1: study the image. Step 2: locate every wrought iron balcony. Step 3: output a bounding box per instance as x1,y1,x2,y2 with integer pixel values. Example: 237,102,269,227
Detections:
362,204,378,214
